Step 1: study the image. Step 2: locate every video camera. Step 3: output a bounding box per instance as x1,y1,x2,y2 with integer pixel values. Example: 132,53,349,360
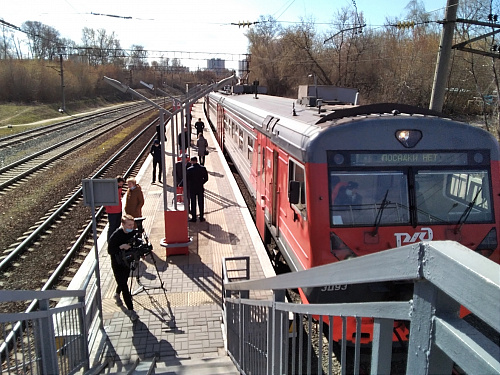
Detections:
122,217,153,270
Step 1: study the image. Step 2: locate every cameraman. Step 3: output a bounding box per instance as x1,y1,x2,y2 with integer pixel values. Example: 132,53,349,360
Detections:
108,214,139,321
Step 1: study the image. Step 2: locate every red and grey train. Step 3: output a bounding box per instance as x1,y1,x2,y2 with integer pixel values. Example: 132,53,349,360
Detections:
205,91,500,343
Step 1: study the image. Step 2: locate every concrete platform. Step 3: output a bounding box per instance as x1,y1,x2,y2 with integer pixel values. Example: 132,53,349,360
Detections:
89,99,275,372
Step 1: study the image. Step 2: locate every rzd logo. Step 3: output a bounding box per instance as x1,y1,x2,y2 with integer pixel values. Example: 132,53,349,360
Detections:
394,227,433,247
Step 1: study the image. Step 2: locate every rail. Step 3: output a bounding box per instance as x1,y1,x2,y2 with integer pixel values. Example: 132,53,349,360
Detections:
222,241,500,375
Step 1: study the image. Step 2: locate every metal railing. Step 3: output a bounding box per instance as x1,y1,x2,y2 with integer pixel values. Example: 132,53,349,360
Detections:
222,241,500,375
0,290,89,375
1,255,102,375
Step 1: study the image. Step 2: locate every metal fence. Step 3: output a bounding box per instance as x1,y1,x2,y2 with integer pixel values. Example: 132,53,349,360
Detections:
0,261,101,375
222,241,500,375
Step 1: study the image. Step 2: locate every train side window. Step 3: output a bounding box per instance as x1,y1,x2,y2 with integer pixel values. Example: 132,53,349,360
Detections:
289,159,307,217
247,137,254,162
238,129,244,150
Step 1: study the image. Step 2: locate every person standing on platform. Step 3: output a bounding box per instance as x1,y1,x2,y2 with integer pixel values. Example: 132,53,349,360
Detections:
108,214,138,321
194,118,205,137
104,176,125,241
187,156,208,222
124,177,144,219
178,127,190,154
196,133,208,166
175,155,191,187
150,139,162,184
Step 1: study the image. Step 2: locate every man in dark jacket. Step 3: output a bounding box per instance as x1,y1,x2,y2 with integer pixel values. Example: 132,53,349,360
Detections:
178,127,189,153
150,139,162,183
108,214,139,321
186,156,208,222
194,118,205,137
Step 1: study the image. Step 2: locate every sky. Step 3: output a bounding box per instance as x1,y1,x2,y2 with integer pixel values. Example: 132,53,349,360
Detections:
1,0,445,71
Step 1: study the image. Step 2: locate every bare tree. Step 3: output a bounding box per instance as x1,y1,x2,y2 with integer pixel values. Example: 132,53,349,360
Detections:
80,27,123,66
22,21,61,59
128,45,148,69
0,23,14,59
246,16,286,95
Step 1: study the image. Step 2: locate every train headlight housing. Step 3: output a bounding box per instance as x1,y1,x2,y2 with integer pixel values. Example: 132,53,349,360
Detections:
330,232,357,261
396,129,422,148
476,227,497,257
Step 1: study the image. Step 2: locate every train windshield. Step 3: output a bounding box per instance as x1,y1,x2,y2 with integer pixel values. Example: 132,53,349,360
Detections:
415,170,492,224
330,172,410,226
329,169,493,227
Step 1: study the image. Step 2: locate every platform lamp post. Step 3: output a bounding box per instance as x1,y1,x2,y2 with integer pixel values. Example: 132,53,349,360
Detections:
104,75,235,256
103,76,193,256
141,81,191,210
140,81,183,202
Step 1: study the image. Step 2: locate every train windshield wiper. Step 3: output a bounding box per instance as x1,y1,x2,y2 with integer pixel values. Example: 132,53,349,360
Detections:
455,188,482,231
372,189,389,236
455,187,482,233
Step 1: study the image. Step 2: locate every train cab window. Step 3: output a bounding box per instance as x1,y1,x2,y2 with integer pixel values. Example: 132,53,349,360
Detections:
330,172,410,226
289,160,307,217
415,170,493,224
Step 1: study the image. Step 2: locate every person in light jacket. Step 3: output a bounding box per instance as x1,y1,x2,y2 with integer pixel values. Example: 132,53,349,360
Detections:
124,177,144,219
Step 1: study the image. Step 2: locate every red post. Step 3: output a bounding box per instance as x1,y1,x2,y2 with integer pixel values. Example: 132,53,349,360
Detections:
160,210,191,256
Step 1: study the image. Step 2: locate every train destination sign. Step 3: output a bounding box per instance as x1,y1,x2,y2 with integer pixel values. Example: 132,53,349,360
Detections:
350,152,469,166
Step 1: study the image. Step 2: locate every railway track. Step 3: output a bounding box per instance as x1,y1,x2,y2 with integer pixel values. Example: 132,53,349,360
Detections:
0,103,153,180
0,101,146,150
0,114,153,191
0,122,155,285
0,102,171,313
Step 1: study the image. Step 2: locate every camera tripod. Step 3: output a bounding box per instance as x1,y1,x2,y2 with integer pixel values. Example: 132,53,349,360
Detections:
129,248,166,296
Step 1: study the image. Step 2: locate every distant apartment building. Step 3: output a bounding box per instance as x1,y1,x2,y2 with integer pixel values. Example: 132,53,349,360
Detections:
207,58,225,74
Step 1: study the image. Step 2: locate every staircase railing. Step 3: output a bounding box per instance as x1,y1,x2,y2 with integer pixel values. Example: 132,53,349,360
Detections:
222,241,500,375
0,290,88,375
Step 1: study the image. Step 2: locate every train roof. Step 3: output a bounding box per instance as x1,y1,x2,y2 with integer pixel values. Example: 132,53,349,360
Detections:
209,92,500,163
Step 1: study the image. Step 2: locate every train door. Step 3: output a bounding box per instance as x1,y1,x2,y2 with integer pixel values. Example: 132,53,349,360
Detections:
217,104,224,146
271,150,279,228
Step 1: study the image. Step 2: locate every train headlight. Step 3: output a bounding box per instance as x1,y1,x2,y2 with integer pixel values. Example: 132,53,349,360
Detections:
396,130,422,148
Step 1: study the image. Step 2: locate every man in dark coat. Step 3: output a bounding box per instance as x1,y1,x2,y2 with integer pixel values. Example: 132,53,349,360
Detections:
178,127,189,153
194,118,205,137
150,139,162,183
175,155,191,187
186,156,208,222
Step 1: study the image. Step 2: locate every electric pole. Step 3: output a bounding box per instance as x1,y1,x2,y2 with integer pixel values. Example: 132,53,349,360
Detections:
59,53,66,113
429,0,459,112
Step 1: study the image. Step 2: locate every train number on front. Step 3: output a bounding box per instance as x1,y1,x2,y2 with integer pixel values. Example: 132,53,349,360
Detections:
321,284,348,292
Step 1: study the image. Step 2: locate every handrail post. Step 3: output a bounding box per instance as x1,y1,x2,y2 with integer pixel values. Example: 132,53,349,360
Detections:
37,298,59,374
407,279,458,374
269,289,285,375
78,293,90,372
